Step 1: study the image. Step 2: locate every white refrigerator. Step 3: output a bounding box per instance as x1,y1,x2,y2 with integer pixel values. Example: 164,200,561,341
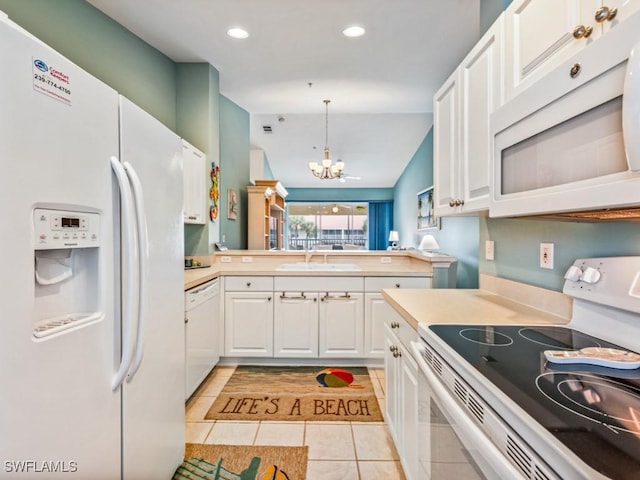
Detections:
0,14,185,479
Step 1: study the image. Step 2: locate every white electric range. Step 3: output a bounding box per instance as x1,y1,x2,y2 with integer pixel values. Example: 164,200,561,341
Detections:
411,256,640,479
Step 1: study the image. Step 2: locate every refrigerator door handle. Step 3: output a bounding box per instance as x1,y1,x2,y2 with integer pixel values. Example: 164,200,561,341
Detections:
110,157,138,391
123,161,148,381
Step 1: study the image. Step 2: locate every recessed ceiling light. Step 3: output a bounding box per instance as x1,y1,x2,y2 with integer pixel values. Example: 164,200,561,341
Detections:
342,26,365,38
227,27,249,39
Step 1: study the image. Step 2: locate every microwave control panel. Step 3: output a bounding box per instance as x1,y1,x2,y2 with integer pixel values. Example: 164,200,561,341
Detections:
33,208,100,250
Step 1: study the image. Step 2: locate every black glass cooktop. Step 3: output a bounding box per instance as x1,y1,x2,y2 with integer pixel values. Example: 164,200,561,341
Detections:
429,325,640,480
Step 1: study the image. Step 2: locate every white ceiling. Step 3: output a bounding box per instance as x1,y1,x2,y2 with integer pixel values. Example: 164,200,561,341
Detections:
87,0,480,188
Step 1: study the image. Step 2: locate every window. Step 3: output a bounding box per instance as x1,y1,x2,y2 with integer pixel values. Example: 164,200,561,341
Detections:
286,203,368,250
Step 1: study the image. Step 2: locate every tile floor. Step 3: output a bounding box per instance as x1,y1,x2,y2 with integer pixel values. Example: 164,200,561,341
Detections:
185,366,406,480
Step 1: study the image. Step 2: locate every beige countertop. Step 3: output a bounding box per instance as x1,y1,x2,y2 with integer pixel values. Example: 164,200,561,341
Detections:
184,250,455,291
382,274,572,332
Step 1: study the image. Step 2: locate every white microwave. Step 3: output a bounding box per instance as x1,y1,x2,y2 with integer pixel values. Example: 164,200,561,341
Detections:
490,11,640,219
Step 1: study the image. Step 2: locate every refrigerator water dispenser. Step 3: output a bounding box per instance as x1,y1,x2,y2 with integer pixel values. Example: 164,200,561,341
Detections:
33,207,102,339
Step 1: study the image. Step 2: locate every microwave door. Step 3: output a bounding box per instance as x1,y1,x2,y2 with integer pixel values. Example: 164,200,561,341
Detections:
623,39,640,172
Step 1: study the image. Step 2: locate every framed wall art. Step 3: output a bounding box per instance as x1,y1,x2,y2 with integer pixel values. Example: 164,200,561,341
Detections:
227,188,238,220
417,186,440,230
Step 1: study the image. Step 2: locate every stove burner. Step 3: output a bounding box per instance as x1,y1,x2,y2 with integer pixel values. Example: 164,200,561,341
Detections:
536,372,640,434
459,327,513,346
519,327,601,350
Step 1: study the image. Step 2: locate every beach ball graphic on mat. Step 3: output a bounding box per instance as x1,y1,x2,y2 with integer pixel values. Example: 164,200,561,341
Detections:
315,368,354,388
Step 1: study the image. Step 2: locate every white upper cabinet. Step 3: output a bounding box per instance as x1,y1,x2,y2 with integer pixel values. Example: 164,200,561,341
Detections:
434,15,504,216
182,140,206,225
505,0,640,101
434,72,459,215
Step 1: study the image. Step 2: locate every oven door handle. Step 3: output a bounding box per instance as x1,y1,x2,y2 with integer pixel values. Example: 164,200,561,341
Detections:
410,341,526,480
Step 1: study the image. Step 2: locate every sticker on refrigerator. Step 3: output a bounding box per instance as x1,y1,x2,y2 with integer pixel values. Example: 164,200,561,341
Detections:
32,57,72,105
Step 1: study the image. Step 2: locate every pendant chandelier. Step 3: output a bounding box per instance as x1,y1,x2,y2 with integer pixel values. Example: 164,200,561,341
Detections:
309,99,344,179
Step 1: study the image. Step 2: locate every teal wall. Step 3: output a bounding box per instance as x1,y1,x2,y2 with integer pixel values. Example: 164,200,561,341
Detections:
393,132,433,248
392,130,479,288
219,96,250,249
480,0,513,35
287,188,394,202
0,0,177,129
481,218,640,291
178,64,221,255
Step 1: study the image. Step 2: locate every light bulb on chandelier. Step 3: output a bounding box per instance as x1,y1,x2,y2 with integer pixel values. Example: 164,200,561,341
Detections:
309,99,344,180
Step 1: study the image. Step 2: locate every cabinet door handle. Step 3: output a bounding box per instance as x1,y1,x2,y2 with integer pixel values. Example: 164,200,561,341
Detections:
246,282,252,287
322,292,351,301
572,24,593,39
391,321,400,329
389,345,398,353
395,283,401,288
595,6,617,23
184,317,188,324
280,292,307,300
449,200,456,207
267,296,272,302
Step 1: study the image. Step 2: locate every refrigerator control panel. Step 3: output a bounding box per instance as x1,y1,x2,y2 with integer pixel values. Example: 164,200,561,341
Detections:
34,208,100,249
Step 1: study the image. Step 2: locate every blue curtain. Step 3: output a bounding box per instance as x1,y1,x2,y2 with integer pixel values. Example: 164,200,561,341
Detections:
368,201,393,250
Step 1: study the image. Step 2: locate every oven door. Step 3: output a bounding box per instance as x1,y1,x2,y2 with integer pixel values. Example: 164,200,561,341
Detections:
410,340,524,479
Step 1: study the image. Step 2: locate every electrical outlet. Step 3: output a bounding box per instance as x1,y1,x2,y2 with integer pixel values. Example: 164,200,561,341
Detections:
540,243,554,269
242,256,253,263
485,240,494,261
380,257,392,264
222,234,226,243
220,256,231,263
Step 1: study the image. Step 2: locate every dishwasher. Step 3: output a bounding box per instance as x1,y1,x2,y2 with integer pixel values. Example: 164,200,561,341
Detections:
184,279,220,399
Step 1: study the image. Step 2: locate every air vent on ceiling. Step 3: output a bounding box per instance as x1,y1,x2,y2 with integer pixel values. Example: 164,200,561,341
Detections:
262,125,273,133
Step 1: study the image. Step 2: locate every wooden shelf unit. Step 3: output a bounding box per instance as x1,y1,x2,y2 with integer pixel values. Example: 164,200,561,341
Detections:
247,180,287,250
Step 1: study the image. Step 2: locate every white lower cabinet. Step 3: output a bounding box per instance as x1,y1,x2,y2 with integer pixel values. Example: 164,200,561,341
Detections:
384,313,419,480
318,291,364,357
224,291,274,357
274,291,319,357
365,293,393,357
220,275,428,362
364,277,431,359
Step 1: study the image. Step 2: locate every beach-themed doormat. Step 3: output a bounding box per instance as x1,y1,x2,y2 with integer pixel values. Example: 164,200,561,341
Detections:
205,366,383,422
173,444,308,480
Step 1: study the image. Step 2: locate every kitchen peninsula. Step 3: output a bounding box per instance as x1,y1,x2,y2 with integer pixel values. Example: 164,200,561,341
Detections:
184,249,457,290
183,249,457,373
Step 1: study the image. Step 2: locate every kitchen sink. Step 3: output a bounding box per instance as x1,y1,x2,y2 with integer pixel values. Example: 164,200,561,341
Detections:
276,262,362,271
